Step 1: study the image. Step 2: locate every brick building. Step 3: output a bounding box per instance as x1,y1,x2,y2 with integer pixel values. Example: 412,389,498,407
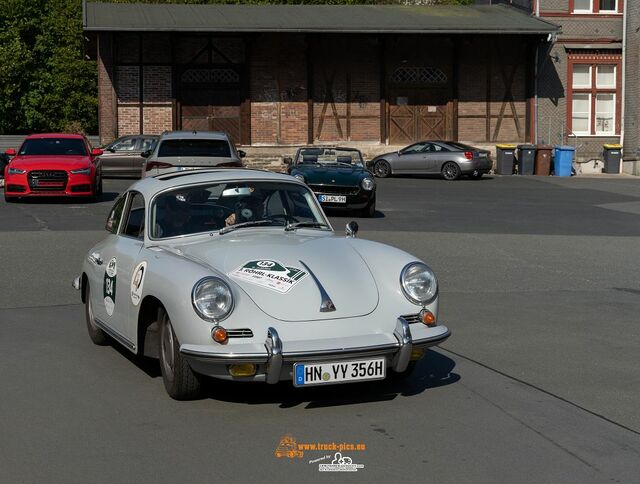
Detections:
535,0,626,165
84,2,559,164
623,0,639,174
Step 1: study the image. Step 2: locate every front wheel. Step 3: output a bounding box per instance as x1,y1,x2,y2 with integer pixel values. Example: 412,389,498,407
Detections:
361,199,376,218
85,283,109,345
158,308,201,400
374,160,391,178
441,162,461,181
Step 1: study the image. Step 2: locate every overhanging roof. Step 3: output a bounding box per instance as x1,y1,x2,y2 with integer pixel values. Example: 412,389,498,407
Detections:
83,2,559,35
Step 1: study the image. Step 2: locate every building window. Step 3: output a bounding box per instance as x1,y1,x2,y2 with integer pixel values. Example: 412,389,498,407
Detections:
573,0,592,12
572,0,619,13
569,62,619,136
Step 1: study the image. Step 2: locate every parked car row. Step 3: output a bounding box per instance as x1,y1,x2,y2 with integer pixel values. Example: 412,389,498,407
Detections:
2,130,491,207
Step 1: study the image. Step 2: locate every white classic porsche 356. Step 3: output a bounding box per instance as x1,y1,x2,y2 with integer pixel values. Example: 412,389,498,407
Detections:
74,168,450,399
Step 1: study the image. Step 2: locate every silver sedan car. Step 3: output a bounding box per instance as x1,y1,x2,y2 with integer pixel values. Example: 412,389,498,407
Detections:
369,141,492,180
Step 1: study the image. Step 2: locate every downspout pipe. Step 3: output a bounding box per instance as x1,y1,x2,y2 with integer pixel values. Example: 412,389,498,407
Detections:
620,0,627,170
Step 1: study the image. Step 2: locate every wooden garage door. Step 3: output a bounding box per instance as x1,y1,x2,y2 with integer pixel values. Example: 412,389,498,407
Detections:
176,36,246,144
389,87,450,145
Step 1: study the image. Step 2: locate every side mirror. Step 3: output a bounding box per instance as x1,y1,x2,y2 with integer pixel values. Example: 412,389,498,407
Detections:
238,150,246,158
5,148,16,156
283,156,293,165
345,221,359,238
141,150,152,158
91,148,103,156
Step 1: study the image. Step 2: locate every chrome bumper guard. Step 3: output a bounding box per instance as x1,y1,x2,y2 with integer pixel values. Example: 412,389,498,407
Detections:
262,317,448,384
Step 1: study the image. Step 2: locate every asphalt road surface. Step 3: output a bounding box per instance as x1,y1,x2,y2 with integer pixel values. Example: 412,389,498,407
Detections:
1,174,640,483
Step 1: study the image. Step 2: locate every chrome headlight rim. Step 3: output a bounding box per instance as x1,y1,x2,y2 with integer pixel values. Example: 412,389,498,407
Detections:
191,276,235,322
293,173,305,183
361,177,375,191
400,262,438,306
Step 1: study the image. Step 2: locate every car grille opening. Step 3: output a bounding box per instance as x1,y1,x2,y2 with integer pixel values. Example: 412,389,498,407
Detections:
70,184,91,193
6,184,26,192
28,170,68,192
401,314,421,324
307,184,359,196
226,328,254,338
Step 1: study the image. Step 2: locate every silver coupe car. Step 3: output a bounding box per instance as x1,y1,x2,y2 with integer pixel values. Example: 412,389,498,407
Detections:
370,141,492,180
74,168,450,399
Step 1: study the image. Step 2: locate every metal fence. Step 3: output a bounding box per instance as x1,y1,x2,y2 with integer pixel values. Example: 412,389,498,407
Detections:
0,135,100,152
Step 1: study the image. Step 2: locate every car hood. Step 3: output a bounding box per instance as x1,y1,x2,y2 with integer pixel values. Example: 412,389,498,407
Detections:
178,232,379,322
372,151,399,161
9,155,91,170
293,165,368,185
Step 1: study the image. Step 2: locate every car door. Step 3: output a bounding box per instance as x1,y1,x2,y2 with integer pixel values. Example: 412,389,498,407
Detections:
101,137,139,175
420,142,449,173
88,192,145,348
395,142,429,173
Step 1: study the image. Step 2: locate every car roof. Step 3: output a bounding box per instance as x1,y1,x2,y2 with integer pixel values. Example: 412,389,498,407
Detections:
127,169,303,200
25,133,86,140
158,131,230,141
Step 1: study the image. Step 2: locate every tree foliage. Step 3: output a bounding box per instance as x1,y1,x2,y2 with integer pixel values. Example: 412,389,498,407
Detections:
0,0,97,134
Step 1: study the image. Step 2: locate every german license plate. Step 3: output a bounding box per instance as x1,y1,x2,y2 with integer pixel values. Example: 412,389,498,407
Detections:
318,194,346,203
293,358,386,386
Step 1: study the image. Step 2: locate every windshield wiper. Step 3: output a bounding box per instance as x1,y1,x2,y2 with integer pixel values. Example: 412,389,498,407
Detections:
284,221,330,232
219,219,278,235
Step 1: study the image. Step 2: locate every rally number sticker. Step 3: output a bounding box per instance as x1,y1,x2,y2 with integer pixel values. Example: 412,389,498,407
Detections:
103,257,117,316
130,261,147,306
229,259,307,294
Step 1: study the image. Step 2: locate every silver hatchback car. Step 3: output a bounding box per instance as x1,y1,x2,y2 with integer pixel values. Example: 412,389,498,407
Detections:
142,130,245,177
369,141,492,180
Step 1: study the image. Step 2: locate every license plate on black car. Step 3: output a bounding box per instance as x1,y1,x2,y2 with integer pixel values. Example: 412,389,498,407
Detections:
318,195,346,203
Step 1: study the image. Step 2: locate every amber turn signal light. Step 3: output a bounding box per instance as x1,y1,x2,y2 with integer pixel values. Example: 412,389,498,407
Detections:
420,309,436,326
211,326,228,344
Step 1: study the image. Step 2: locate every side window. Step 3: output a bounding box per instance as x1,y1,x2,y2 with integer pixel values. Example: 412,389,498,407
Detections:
105,197,126,234
140,138,157,152
122,193,146,239
111,138,136,152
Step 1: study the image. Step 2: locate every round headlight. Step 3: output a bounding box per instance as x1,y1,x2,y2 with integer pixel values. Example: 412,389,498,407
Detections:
293,173,305,183
361,177,375,191
400,262,438,305
192,277,234,321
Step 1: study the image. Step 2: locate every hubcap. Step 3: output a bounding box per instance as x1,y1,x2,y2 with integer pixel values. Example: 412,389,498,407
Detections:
376,162,388,176
161,321,175,380
444,164,457,179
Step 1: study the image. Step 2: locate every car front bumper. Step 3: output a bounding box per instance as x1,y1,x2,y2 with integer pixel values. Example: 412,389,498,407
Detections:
4,172,94,197
180,317,450,384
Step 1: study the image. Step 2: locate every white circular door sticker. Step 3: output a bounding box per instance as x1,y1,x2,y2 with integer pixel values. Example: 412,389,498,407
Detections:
103,257,117,316
130,261,147,306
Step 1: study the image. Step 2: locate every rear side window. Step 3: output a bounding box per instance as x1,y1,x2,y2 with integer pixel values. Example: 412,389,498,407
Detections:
110,138,136,151
140,138,157,152
122,193,146,239
157,139,231,158
105,197,126,234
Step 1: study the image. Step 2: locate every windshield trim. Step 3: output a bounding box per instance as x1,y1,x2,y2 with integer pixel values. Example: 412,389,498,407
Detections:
146,178,333,243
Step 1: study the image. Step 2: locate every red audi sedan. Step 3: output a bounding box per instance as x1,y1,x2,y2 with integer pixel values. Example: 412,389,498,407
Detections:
4,134,103,202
